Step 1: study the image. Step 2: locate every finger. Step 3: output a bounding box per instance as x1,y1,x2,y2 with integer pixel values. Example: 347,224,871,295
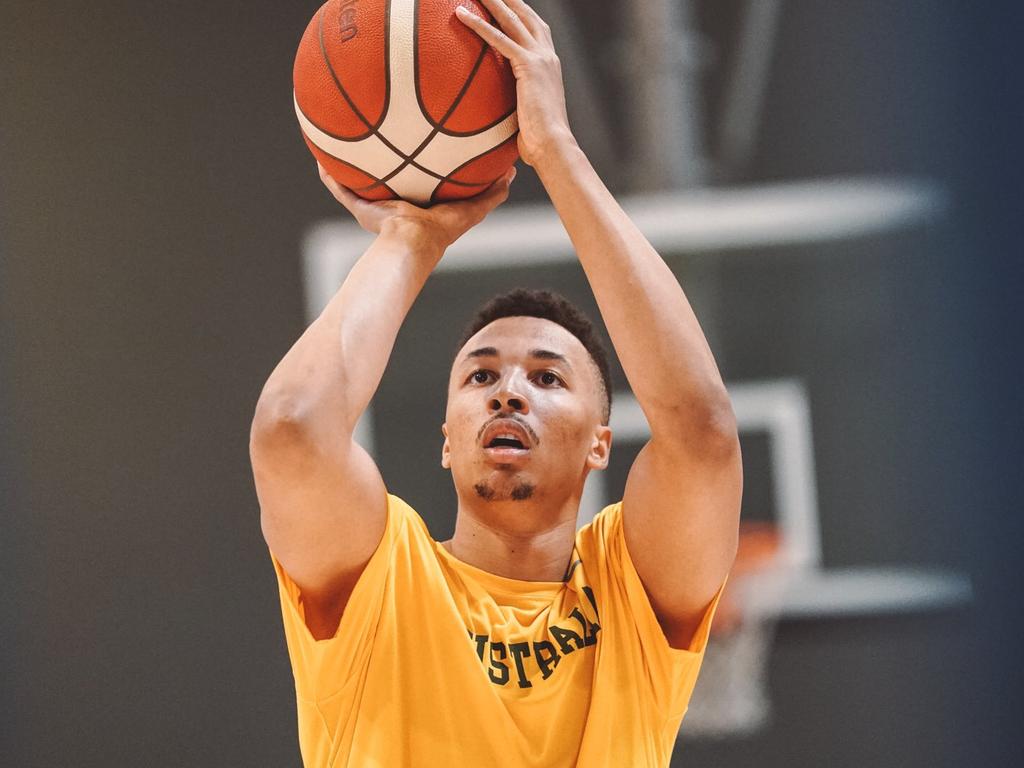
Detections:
317,162,363,213
471,0,533,45
475,166,517,198
501,0,552,41
454,5,525,60
433,166,515,221
502,164,519,185
467,166,517,211
318,161,346,196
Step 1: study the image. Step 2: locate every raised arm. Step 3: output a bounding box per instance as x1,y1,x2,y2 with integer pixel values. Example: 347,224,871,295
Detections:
250,167,513,639
458,1,741,648
537,147,741,647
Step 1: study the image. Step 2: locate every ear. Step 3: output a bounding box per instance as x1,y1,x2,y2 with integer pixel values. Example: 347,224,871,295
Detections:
585,425,612,471
440,423,451,470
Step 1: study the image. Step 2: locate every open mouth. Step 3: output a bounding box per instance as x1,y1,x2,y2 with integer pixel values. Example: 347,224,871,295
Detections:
480,420,533,458
486,436,526,450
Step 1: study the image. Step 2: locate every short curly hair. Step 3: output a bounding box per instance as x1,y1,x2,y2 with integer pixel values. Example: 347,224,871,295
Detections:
456,288,612,423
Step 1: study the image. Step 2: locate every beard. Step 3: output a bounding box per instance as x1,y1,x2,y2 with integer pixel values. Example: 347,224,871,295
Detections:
473,479,535,501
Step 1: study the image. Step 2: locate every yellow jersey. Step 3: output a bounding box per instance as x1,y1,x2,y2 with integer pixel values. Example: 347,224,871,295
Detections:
270,494,723,767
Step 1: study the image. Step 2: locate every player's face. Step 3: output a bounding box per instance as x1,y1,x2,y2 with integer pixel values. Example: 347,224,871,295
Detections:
442,317,611,506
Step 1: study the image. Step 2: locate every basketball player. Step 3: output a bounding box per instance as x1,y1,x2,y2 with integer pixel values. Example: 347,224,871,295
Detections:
250,1,741,765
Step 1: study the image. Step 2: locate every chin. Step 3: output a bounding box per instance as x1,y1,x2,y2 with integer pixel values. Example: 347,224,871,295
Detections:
474,481,535,502
469,471,537,503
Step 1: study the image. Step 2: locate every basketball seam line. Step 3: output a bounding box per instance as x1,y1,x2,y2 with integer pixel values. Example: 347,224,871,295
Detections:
315,0,433,172
412,2,516,138
363,0,518,196
428,130,519,203
299,100,514,189
300,97,512,193
317,0,442,174
372,38,492,189
315,5,388,142
309,0,516,198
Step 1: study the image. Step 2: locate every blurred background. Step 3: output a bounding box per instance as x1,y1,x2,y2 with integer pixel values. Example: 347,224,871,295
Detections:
2,0,1021,765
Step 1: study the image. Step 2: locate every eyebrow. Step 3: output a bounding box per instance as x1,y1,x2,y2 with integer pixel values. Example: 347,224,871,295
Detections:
465,347,499,360
528,349,571,367
463,347,573,369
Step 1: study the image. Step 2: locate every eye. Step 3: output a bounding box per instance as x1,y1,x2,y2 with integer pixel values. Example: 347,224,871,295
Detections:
468,369,494,385
535,371,562,387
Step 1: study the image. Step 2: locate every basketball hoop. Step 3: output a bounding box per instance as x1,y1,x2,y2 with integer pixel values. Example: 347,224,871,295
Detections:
679,522,792,739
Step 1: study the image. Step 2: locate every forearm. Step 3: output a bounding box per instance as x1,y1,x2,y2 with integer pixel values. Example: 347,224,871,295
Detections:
254,221,443,441
535,144,732,435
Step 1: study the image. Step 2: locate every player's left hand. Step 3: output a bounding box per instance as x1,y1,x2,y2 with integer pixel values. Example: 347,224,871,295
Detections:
318,162,515,251
455,0,577,169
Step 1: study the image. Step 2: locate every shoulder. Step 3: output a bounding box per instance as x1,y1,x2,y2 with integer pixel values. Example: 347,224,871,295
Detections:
576,502,624,555
576,500,726,654
383,492,436,546
573,501,626,593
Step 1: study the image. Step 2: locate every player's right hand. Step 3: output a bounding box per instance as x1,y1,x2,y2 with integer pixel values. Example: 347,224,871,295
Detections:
317,163,516,252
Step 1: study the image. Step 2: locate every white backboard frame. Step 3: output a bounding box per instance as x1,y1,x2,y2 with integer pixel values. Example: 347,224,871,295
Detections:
300,176,969,620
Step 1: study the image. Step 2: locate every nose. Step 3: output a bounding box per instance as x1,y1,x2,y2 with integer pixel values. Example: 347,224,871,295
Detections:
488,378,530,415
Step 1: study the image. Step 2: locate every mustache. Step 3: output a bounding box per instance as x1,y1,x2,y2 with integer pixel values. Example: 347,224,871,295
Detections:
476,415,540,446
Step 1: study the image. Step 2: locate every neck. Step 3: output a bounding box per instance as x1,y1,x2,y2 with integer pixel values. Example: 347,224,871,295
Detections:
442,492,581,582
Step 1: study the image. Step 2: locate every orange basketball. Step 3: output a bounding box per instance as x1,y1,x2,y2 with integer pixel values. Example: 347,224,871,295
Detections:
293,0,519,204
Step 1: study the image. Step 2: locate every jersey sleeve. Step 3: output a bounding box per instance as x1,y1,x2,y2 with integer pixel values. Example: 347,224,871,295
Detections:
586,501,726,718
267,492,409,702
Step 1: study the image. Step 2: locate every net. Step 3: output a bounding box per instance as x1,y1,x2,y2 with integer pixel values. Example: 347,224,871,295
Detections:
678,523,791,739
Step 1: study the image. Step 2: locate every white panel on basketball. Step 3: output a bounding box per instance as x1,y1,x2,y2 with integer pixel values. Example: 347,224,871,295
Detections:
381,0,436,155
414,111,519,175
299,0,519,203
294,97,405,178
387,164,447,203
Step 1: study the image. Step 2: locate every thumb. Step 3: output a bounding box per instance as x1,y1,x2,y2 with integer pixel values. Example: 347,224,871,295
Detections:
470,166,517,210
430,166,517,233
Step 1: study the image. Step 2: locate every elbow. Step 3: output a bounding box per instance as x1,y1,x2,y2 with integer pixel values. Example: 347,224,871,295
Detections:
251,373,321,434
695,403,740,458
655,392,740,458
250,393,311,456
704,396,739,443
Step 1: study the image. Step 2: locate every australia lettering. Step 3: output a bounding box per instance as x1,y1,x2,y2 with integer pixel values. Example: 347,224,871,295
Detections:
468,595,601,689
